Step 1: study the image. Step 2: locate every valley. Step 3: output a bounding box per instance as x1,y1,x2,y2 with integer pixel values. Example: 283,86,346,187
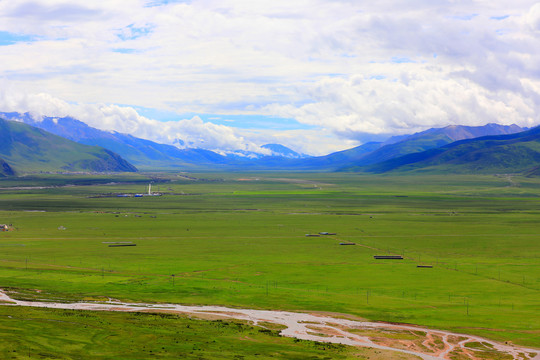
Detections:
3,2,540,358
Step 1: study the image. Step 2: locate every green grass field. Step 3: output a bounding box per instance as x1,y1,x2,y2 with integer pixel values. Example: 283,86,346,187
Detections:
0,172,539,358
0,305,377,360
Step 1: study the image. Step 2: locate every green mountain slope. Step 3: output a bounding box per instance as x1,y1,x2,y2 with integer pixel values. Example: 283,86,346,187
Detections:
353,123,524,166
0,118,137,173
352,126,540,174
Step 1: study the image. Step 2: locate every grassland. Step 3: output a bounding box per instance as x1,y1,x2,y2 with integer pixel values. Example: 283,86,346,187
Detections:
1,305,386,360
0,172,539,358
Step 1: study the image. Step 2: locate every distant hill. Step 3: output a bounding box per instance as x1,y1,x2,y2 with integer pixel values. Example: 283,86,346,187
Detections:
212,141,384,171
355,126,540,174
261,144,306,158
214,144,306,162
287,142,383,170
0,118,137,173
347,123,525,167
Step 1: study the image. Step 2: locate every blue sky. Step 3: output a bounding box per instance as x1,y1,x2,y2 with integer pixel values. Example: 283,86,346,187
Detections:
132,105,314,130
0,31,34,45
0,1,539,155
146,112,313,131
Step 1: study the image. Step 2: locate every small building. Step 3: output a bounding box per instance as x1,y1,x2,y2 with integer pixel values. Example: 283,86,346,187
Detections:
0,224,8,231
374,255,403,260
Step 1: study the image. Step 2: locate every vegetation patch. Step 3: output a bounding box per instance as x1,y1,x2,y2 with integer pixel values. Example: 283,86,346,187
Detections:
0,306,366,359
256,321,287,332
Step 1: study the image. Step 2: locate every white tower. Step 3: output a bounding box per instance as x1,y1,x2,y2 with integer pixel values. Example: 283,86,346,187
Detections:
148,183,152,195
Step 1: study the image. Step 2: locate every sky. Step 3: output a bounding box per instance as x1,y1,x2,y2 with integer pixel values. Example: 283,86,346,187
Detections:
1,1,540,155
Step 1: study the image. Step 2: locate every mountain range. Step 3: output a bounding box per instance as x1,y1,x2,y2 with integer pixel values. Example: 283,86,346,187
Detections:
0,112,306,170
0,111,537,175
347,123,524,167
278,123,525,171
353,126,540,174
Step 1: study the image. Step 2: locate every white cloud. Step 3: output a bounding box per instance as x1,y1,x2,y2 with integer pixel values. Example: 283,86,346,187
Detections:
0,87,270,153
265,63,540,140
525,3,540,31
0,1,540,155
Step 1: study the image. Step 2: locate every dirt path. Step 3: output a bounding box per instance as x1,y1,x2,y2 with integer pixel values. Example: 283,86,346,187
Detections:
0,289,538,360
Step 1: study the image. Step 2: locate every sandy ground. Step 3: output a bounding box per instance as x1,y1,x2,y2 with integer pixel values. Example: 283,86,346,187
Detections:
0,289,538,360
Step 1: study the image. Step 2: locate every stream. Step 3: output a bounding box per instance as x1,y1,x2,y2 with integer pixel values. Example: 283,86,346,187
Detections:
1,289,538,360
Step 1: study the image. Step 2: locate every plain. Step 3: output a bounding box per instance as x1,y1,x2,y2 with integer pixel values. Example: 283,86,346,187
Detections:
0,172,538,358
